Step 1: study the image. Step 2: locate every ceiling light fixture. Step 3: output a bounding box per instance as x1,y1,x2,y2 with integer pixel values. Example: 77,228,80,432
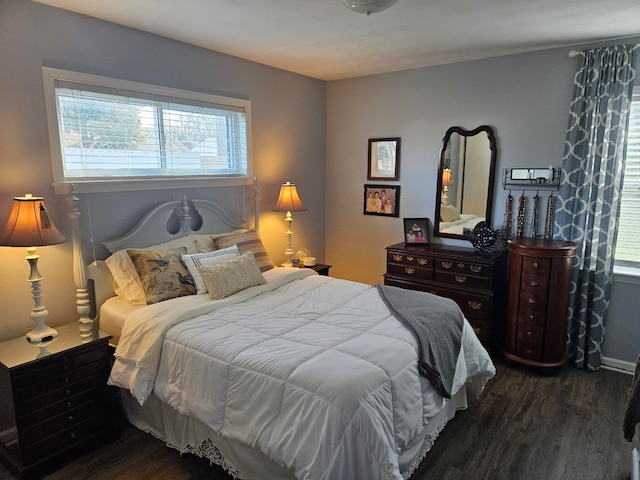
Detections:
341,0,399,15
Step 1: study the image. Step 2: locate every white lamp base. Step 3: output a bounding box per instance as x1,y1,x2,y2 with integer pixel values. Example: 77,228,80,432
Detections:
26,325,59,344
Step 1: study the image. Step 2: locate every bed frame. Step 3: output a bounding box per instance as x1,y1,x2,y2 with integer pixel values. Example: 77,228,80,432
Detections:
67,179,259,333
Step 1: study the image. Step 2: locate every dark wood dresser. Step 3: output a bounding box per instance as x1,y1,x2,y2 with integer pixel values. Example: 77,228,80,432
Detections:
503,238,577,369
0,323,120,479
384,242,508,351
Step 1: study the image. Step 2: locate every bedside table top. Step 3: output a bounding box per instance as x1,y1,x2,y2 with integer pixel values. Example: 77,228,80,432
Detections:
0,322,111,370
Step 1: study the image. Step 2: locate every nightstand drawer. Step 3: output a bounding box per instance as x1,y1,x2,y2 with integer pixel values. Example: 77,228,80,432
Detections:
16,371,108,416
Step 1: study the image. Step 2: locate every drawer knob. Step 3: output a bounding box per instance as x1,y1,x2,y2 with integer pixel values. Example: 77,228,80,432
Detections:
527,331,533,338
70,432,76,440
67,401,73,408
473,326,481,335
468,300,482,310
530,280,539,286
405,267,415,275
393,254,403,262
455,275,467,283
528,314,534,321
65,389,72,397
429,290,437,295
470,265,482,273
406,256,414,262
68,415,74,421
417,258,428,266
525,348,532,354
442,261,453,269
533,262,539,268
528,298,536,304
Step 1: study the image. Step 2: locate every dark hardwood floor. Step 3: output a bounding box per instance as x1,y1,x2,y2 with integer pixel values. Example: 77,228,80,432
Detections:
0,359,635,480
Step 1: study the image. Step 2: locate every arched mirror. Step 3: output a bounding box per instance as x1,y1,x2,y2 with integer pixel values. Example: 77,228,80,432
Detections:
434,125,497,240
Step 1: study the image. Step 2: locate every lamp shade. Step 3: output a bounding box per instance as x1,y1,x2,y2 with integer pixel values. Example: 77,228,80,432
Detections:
273,182,307,212
0,194,66,247
442,169,456,187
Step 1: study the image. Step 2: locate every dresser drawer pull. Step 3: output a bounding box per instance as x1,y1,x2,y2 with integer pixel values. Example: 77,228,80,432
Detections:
528,298,536,304
532,262,539,269
70,432,76,440
528,314,534,321
473,326,481,335
429,290,437,295
417,258,429,266
525,348,533,354
65,389,72,397
457,262,466,269
442,261,453,269
393,254,403,262
468,301,483,310
455,275,467,283
470,265,482,273
530,280,539,286
68,415,74,421
527,331,533,338
67,401,73,408
406,256,414,262
405,267,415,275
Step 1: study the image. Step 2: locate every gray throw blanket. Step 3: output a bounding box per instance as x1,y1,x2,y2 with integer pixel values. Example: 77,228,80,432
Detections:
376,284,464,399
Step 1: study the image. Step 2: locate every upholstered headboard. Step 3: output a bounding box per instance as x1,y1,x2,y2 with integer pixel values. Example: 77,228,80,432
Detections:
68,179,260,336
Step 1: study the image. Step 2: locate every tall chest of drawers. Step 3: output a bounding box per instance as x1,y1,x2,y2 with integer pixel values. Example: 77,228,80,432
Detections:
384,243,508,351
0,323,120,479
503,238,577,368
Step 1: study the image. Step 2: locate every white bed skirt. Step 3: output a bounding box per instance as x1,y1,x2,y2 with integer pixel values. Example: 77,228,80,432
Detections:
119,385,472,480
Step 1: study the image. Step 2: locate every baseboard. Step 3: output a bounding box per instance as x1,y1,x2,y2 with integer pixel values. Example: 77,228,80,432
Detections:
601,356,636,375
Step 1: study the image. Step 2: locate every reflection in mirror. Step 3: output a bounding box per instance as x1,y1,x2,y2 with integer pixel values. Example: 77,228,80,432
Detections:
434,125,497,240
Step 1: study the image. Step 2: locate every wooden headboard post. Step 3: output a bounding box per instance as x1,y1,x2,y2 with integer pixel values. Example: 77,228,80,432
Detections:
67,189,94,339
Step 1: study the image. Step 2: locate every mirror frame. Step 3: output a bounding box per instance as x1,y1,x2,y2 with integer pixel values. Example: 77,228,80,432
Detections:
433,125,497,240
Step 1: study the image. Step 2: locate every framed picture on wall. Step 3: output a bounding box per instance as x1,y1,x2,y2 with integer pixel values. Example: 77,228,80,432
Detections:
403,218,430,245
367,138,400,181
363,184,400,217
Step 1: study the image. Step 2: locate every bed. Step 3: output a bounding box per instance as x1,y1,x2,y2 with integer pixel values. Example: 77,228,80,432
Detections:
69,187,495,480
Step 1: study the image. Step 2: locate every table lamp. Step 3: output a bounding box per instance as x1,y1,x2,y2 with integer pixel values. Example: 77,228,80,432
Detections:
0,194,66,343
442,168,456,206
273,182,306,267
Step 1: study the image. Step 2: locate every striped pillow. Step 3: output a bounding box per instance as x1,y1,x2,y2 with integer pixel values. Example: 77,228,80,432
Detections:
213,230,275,273
182,244,240,294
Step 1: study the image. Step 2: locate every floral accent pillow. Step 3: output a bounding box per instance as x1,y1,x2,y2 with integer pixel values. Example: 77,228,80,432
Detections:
127,247,196,304
197,251,266,300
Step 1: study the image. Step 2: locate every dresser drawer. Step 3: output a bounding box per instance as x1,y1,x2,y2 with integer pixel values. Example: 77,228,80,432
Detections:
387,263,433,281
435,271,490,290
424,284,491,321
387,251,433,268
436,258,489,277
467,319,490,346
522,256,550,275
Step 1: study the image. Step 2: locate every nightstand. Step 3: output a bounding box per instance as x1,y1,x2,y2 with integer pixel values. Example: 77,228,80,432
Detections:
0,323,120,479
304,263,332,276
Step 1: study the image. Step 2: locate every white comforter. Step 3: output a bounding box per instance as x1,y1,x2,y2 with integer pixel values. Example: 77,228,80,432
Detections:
109,268,495,480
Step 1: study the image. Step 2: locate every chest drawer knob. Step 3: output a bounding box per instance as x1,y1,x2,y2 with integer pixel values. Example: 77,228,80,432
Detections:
528,298,536,304
67,401,74,408
470,265,482,273
528,314,534,321
65,389,72,397
455,275,467,283
527,331,533,338
393,254,403,262
530,280,539,286
441,261,453,269
417,258,428,265
404,267,415,275
533,262,539,269
468,300,483,310
68,414,74,422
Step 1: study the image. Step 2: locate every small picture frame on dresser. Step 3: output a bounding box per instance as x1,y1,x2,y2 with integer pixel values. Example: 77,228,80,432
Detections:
403,218,430,245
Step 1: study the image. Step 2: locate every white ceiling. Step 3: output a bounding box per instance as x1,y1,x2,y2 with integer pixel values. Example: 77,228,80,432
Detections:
32,0,640,81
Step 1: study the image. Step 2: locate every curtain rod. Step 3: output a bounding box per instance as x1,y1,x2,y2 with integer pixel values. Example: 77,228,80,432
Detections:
569,44,640,58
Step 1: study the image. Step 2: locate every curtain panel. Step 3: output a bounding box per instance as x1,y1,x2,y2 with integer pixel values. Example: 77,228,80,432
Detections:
553,44,636,371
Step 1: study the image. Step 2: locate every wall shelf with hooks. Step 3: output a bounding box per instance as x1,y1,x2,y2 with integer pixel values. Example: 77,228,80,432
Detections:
503,167,561,190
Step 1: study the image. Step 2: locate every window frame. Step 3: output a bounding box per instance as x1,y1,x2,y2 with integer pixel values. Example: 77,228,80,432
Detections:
42,67,253,194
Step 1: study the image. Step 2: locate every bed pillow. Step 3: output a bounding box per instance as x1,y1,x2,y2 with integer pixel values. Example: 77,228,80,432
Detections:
181,244,240,294
197,251,266,300
441,204,461,223
191,229,248,253
213,229,275,272
105,237,197,305
127,247,197,304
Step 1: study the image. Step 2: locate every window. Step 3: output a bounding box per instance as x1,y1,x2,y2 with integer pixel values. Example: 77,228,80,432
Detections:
42,68,252,193
615,85,640,269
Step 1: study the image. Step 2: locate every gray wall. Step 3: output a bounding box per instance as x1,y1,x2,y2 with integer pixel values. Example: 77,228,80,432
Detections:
0,0,326,341
325,42,640,365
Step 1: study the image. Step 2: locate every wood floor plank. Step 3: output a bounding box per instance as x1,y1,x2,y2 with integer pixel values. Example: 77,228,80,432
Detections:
0,359,634,480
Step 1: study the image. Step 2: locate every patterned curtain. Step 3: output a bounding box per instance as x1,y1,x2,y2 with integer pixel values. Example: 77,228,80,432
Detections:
553,45,636,371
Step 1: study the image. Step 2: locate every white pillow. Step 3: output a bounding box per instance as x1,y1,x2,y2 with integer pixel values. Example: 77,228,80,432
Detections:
105,237,198,305
190,230,248,253
182,244,240,294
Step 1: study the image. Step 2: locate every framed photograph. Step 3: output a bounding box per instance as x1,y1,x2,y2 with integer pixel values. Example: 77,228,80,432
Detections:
403,218,430,245
363,184,400,217
367,138,400,181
